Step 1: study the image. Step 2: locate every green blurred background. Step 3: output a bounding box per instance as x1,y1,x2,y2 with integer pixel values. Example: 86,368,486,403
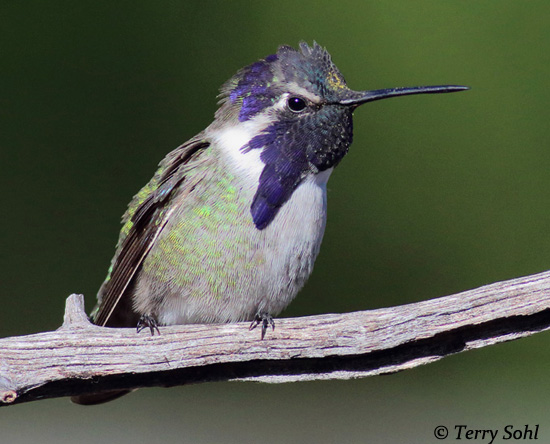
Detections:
2,0,550,442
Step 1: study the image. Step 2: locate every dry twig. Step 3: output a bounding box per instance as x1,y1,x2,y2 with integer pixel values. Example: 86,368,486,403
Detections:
2,270,550,406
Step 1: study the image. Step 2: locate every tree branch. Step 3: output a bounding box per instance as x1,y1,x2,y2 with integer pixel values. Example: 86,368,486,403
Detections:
2,270,550,406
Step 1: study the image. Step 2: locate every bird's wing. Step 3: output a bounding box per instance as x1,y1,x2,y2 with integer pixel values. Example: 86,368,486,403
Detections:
93,136,210,327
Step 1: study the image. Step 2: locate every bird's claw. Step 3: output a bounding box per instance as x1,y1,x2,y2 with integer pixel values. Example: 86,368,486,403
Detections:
249,312,275,340
137,315,160,335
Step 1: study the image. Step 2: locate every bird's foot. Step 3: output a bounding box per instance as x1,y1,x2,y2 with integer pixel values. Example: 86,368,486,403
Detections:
137,314,160,335
249,312,275,340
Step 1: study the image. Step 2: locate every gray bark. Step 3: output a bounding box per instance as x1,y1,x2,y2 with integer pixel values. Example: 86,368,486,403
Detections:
2,270,550,406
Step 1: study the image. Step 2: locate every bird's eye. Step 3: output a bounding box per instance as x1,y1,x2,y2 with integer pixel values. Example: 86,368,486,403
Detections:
287,97,307,113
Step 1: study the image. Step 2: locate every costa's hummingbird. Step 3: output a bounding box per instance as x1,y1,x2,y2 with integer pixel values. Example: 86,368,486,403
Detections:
73,42,467,404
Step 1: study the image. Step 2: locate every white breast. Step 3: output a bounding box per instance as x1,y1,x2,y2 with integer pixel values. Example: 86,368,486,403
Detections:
205,117,335,319
256,168,333,316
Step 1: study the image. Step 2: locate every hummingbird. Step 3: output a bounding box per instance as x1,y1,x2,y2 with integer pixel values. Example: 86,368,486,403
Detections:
73,42,467,404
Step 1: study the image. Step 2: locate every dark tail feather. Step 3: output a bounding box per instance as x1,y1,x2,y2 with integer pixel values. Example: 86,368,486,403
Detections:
71,389,133,405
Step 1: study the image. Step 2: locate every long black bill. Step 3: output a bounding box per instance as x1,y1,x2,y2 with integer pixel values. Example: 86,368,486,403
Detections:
339,85,469,107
